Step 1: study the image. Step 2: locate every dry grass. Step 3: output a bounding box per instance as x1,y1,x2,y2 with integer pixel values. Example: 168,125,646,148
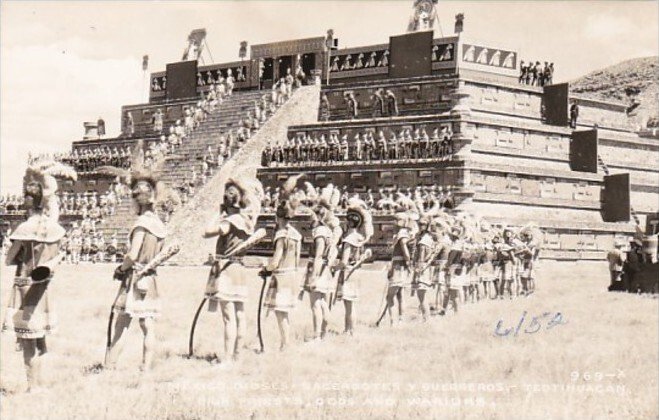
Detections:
0,261,657,419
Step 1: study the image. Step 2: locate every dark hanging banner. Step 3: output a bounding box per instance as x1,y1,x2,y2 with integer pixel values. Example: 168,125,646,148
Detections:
166,60,198,100
543,83,569,126
570,129,598,173
602,173,631,223
389,31,433,79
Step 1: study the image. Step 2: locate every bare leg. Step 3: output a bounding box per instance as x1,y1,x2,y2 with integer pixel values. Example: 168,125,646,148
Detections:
395,288,404,321
450,289,459,313
138,317,155,371
417,290,428,322
233,301,245,359
343,300,354,334
275,311,290,350
521,277,529,296
434,279,445,312
440,288,449,314
309,291,321,339
498,276,506,299
21,339,41,391
318,293,330,338
220,300,237,360
105,313,132,368
385,288,397,325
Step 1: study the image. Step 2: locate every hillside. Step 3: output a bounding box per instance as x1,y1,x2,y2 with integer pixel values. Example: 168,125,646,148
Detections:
570,56,658,129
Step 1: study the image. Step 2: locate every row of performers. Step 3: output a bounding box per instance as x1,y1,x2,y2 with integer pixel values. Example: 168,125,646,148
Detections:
261,129,454,167
2,161,540,391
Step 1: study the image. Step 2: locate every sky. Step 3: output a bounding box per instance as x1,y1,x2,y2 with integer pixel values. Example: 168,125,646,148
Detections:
1,0,657,194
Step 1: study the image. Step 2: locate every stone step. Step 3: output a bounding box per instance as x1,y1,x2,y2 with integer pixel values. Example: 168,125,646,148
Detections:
95,89,283,247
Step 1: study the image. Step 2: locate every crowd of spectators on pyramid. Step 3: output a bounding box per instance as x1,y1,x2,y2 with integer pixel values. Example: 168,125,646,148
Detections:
518,61,554,86
262,127,454,167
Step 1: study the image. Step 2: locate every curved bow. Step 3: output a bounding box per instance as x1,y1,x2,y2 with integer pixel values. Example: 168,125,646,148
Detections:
188,297,208,358
256,272,270,353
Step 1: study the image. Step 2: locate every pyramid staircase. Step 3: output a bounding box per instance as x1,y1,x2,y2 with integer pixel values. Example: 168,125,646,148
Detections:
97,89,274,248
166,84,322,265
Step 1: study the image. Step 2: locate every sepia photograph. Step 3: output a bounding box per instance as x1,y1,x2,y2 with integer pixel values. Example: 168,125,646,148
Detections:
0,1,657,418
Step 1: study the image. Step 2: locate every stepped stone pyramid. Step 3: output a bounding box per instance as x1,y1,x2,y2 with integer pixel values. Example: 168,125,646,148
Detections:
252,34,659,261
2,23,655,265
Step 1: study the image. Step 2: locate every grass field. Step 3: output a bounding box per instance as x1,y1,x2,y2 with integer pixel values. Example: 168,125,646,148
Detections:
0,261,657,419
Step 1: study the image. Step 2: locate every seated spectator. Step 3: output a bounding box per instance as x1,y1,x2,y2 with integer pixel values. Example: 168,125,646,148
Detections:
226,69,235,96
153,108,164,133
175,119,186,141
184,108,195,134
124,111,135,137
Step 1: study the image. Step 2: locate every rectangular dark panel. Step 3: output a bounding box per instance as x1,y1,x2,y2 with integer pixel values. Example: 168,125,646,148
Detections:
543,83,569,126
645,212,659,235
166,60,198,100
602,173,630,222
389,31,433,79
570,129,598,173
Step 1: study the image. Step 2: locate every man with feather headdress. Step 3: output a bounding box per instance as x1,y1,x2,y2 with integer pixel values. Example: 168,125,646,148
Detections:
412,215,435,322
428,216,452,314
479,228,500,300
497,227,522,300
3,158,76,392
98,140,179,371
104,169,169,371
203,173,263,362
302,183,342,341
333,196,373,335
438,221,468,315
261,174,304,351
518,224,542,295
380,199,419,326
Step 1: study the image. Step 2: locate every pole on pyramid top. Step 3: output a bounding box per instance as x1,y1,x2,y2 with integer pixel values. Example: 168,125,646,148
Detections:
182,28,207,62
407,0,442,36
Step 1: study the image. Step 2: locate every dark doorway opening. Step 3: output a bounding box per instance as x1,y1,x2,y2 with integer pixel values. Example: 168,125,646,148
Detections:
262,58,274,89
301,53,316,84
278,55,293,81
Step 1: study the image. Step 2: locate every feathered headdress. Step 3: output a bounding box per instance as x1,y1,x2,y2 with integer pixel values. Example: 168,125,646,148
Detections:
519,223,544,247
394,193,420,231
346,197,374,243
10,157,77,243
418,195,441,220
395,193,416,212
223,171,264,235
318,183,340,210
304,181,318,203
276,173,305,219
95,139,175,208
430,217,451,234
24,157,78,221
